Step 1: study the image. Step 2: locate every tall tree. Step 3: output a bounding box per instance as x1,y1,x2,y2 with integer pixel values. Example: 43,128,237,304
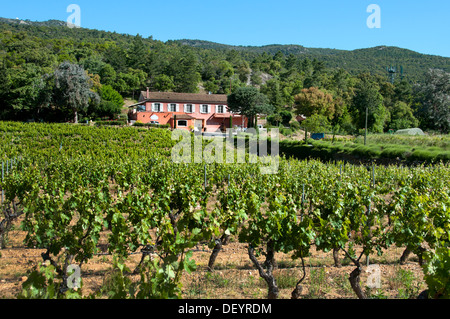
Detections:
389,101,419,130
419,69,450,133
351,74,388,133
52,62,99,123
294,87,336,120
260,78,284,112
227,87,274,128
128,34,148,70
170,50,201,93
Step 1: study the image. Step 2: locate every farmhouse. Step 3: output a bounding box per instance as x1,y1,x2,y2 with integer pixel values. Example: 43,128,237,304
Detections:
128,89,247,132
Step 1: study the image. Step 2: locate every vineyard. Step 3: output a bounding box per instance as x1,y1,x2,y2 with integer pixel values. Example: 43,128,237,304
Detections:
0,121,449,299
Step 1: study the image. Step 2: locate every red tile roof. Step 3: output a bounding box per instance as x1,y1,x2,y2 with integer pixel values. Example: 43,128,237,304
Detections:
172,114,195,120
140,91,228,104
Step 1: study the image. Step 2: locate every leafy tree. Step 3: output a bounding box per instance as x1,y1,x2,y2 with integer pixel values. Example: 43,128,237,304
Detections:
217,60,234,78
170,50,201,93
227,86,274,127
0,61,13,119
115,68,147,98
92,101,123,119
394,80,413,105
389,101,419,130
52,61,99,123
250,70,262,86
203,78,220,94
379,82,396,109
419,69,450,133
80,54,106,75
0,63,46,120
100,85,124,108
152,74,175,92
99,63,117,86
279,110,293,126
128,34,148,70
294,87,336,120
236,60,251,83
301,113,332,133
104,44,128,73
267,110,293,128
267,113,282,127
351,75,388,133
260,78,284,112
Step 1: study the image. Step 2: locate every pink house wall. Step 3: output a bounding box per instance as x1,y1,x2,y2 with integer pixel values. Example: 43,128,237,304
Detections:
136,102,246,132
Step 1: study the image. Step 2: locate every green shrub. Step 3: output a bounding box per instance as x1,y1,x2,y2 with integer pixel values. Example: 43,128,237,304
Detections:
132,122,170,129
422,248,450,299
380,145,410,159
408,149,438,162
95,120,127,126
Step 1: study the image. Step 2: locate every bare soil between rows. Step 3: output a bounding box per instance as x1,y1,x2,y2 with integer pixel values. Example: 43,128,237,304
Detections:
0,225,426,299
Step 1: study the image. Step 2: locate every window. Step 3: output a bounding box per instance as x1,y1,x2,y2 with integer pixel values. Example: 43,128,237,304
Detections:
152,103,162,112
201,104,209,113
184,104,194,113
169,103,177,112
177,120,187,127
217,105,224,113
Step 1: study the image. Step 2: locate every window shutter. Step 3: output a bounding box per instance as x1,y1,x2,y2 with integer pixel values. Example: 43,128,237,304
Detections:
160,103,164,112
176,104,179,112
192,104,196,113
208,105,211,114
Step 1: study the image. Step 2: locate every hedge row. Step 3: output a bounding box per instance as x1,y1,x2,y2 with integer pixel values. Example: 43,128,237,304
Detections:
278,139,450,164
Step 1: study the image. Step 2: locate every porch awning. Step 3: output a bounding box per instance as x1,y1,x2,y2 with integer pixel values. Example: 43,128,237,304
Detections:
172,114,195,120
213,113,242,118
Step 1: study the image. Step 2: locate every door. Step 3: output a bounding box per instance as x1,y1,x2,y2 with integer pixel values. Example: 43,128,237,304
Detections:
194,120,203,131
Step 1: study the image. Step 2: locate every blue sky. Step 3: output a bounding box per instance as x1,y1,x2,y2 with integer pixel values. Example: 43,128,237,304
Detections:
1,0,449,57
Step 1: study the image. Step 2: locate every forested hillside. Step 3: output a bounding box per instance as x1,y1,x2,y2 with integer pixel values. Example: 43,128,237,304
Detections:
0,18,449,133
173,39,450,81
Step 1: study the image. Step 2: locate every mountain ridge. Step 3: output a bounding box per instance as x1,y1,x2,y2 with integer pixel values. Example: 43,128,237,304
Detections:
2,17,448,58
171,38,444,58
1,17,449,82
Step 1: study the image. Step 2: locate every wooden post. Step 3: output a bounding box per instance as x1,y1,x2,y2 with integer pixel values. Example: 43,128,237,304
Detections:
204,164,207,190
372,164,375,188
302,184,305,205
366,198,372,266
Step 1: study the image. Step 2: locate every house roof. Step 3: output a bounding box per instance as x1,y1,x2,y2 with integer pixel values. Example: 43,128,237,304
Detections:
213,114,233,118
172,114,195,120
140,91,228,105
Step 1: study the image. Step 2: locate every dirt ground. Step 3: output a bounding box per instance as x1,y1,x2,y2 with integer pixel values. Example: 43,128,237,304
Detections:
0,222,426,299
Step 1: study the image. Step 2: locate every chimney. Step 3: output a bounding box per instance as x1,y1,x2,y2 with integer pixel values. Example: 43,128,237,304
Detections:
146,87,150,99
